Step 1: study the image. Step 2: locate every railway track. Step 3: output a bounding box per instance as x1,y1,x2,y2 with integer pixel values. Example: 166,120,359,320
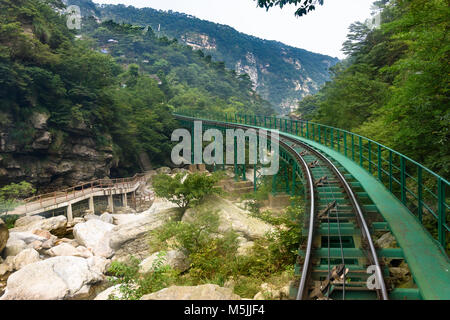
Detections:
175,115,389,300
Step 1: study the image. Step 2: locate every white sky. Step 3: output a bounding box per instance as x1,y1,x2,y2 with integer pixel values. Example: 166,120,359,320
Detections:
93,0,377,59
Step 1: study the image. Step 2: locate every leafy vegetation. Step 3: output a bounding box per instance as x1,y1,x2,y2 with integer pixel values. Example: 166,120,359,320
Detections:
256,0,324,17
296,0,449,179
152,172,221,213
0,0,275,184
109,175,304,299
0,181,35,215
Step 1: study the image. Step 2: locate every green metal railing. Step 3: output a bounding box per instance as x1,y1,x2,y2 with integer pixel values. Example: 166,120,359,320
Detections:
175,112,449,252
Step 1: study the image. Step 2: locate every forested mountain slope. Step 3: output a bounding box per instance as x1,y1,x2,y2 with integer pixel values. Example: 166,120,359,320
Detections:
297,0,449,179
67,0,339,114
0,0,272,191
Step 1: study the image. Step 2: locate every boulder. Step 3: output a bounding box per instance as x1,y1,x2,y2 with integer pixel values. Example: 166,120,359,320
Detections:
94,284,124,300
11,216,67,235
0,218,8,254
183,195,273,240
8,231,47,245
13,248,40,270
376,232,397,249
32,229,54,240
14,216,43,228
47,243,92,258
3,239,27,257
236,240,254,256
139,250,190,274
156,167,171,175
84,214,101,222
0,256,104,300
73,220,115,258
253,283,290,300
87,256,111,274
140,284,241,300
109,207,178,251
0,256,15,276
100,213,114,224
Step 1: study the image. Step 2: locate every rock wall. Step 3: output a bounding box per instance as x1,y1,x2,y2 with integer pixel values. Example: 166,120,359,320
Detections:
0,111,114,191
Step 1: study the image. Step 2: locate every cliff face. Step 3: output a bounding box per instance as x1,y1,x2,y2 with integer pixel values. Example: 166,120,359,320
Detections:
69,0,340,114
0,111,114,192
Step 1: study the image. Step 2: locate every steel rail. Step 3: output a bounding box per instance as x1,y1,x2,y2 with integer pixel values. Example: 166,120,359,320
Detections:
278,134,389,300
174,115,388,300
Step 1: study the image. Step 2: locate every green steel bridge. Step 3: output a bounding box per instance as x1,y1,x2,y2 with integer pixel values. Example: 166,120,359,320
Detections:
174,112,449,301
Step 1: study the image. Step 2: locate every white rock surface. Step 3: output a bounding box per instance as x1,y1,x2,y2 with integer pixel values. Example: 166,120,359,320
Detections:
3,239,27,257
73,220,115,258
140,284,241,300
139,250,189,273
0,256,104,300
47,243,93,258
94,284,124,300
109,206,178,251
11,216,67,234
14,216,43,228
13,248,40,270
183,195,273,240
100,213,114,224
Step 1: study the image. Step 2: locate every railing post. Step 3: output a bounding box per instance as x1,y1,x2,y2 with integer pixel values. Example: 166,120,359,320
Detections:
389,151,393,192
295,121,298,136
417,167,423,223
359,137,363,167
437,178,446,248
368,141,372,174
344,132,347,157
331,128,334,149
351,135,355,161
377,145,382,181
318,126,321,144
400,156,406,204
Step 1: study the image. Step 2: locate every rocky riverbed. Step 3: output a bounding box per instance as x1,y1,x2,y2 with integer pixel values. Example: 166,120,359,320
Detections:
0,169,292,300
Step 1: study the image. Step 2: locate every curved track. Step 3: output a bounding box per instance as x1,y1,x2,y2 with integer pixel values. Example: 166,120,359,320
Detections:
175,115,388,300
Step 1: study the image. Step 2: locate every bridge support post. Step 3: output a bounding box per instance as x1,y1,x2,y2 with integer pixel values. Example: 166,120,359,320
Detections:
67,203,73,223
122,193,128,208
107,194,114,213
88,196,94,214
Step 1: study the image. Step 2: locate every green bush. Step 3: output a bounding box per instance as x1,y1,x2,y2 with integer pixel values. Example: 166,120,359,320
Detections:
107,254,177,300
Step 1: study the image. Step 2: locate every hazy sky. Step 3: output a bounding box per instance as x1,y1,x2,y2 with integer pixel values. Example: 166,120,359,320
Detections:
93,0,377,59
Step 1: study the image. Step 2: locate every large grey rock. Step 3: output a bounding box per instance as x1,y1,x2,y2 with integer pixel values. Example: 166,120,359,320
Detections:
0,219,8,254
73,220,115,258
139,250,190,273
3,239,27,257
140,284,241,300
47,243,93,259
183,195,273,240
11,216,67,234
94,284,124,300
376,232,397,249
0,256,104,300
156,167,171,175
14,216,44,228
109,207,178,251
13,248,40,270
87,256,111,275
8,231,47,245
0,256,15,276
100,213,114,224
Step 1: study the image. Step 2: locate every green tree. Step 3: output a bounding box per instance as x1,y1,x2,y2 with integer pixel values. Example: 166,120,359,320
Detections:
255,0,324,16
152,173,220,212
0,181,35,214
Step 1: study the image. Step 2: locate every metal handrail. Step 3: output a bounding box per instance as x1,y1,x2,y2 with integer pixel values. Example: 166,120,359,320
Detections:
175,111,449,251
22,173,146,213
